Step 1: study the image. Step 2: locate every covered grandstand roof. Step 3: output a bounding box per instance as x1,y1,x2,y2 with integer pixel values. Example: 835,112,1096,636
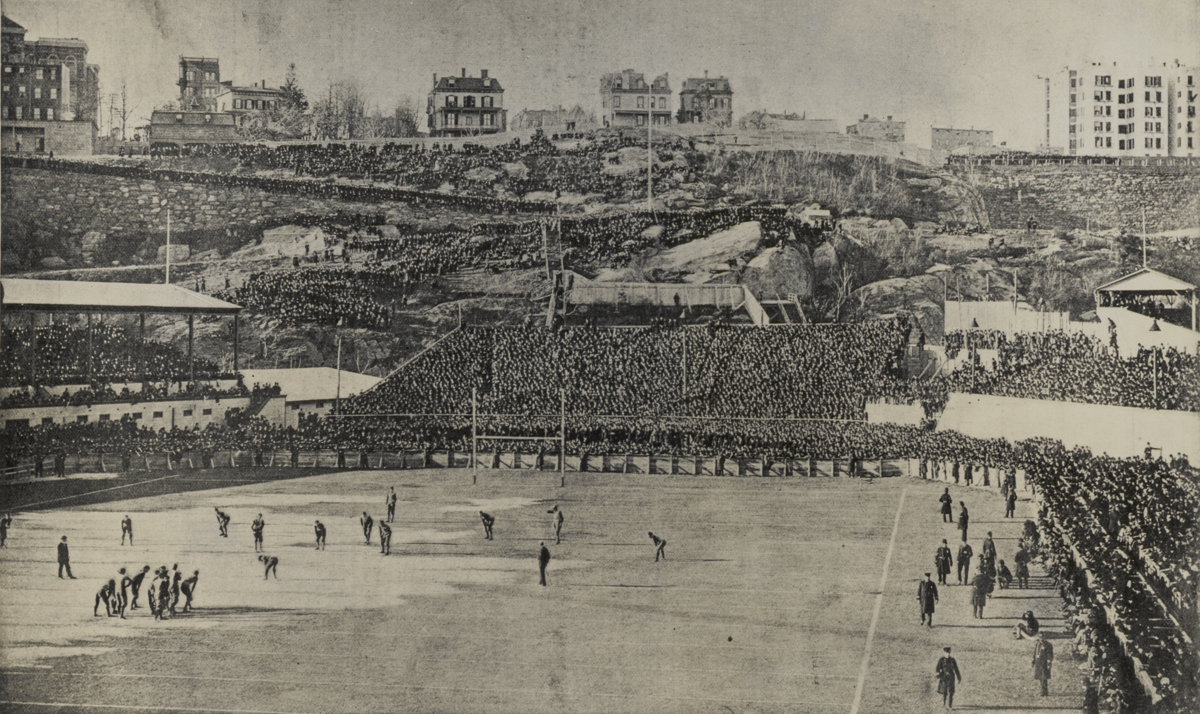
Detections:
0,278,242,314
1094,267,1195,294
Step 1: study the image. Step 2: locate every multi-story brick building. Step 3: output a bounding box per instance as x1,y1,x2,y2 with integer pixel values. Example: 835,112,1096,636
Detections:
931,127,994,153
178,57,221,111
677,73,733,125
215,80,283,126
426,69,506,137
511,105,595,133
599,70,672,128
846,115,905,142
1,14,98,154
1049,61,1196,157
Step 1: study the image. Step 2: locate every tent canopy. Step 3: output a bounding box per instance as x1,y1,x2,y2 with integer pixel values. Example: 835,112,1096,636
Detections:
1094,268,1196,295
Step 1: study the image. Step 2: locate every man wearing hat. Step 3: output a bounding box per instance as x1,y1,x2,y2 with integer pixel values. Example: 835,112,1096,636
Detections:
935,540,953,585
935,646,962,708
1032,632,1054,696
918,572,939,627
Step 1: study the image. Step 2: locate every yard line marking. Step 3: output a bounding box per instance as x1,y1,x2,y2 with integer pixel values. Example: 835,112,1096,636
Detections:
0,672,849,707
0,702,302,714
8,475,179,510
848,486,906,714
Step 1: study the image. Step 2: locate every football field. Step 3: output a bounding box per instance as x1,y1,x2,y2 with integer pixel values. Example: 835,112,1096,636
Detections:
0,469,1077,714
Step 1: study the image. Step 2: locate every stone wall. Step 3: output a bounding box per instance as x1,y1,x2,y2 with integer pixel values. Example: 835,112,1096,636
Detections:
962,164,1200,231
0,166,529,240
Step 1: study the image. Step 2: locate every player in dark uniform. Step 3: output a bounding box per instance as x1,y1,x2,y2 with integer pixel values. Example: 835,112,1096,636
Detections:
361,512,374,544
378,521,392,555
117,568,132,618
121,515,133,545
314,520,326,550
214,508,231,537
649,532,667,561
156,572,171,619
259,554,279,579
181,570,199,612
94,579,118,617
129,565,151,610
0,513,12,547
480,511,495,540
169,565,182,615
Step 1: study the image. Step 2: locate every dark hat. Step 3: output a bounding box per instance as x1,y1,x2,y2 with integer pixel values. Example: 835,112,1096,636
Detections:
925,572,931,576
944,646,952,652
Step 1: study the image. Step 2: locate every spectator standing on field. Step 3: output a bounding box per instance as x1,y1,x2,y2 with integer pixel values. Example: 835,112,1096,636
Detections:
538,542,551,586
121,516,133,546
935,539,953,585
1032,632,1054,696
57,536,75,579
252,514,265,552
918,572,939,627
935,646,962,709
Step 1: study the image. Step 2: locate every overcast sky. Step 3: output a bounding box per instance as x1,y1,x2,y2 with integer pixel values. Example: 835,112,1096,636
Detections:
5,0,1198,147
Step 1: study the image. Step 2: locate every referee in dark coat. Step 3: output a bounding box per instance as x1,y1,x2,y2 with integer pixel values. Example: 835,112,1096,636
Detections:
918,573,939,627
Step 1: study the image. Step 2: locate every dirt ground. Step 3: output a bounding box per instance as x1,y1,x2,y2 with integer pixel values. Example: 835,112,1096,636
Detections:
0,470,1080,714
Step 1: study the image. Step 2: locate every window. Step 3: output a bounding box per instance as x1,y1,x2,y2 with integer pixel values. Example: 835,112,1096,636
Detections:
2,66,9,73
1106,106,1111,116
202,408,212,416
17,84,25,94
1155,122,1161,132
131,413,143,420
446,95,457,107
483,78,491,87
1146,91,1151,102
77,415,88,423
17,66,23,74
1144,138,1152,148
1070,93,1076,104
636,114,645,126
34,68,42,79
465,114,475,126
291,404,300,410
613,96,620,108
463,96,475,108
1118,79,1125,89
637,96,645,108
33,87,41,99
1,107,6,119
1145,107,1153,117
153,411,164,418
315,402,324,409
1106,122,1111,131
206,71,215,81
49,68,55,80
1094,90,1103,102
1106,137,1111,147
1094,121,1104,132
49,88,56,99
1070,78,1077,88
42,417,54,425
1069,108,1076,118
34,108,41,119
1155,138,1161,149
14,106,21,118
1145,122,1152,132
1146,76,1161,87
1156,91,1161,102
233,99,241,109
205,114,211,122
176,113,183,122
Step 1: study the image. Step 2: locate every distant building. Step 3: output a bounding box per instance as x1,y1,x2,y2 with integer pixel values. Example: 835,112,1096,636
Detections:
742,111,838,133
215,80,283,127
846,114,905,142
931,127,994,153
0,14,98,154
148,110,238,149
677,73,733,125
1049,61,1197,157
178,57,221,111
511,105,595,132
599,70,672,128
426,68,507,137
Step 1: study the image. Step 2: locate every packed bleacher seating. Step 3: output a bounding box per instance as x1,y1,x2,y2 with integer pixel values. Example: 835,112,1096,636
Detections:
0,323,227,388
942,330,1200,411
213,268,393,328
340,320,910,420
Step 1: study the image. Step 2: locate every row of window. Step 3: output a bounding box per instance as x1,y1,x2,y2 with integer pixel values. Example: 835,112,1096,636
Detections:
1,106,56,120
2,85,59,99
3,66,58,80
439,112,498,127
39,407,215,426
180,68,218,82
233,98,277,110
443,95,495,108
689,97,728,109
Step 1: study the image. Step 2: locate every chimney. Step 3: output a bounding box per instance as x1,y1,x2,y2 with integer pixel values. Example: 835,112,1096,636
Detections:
262,79,265,90
704,70,708,79
462,68,467,78
481,69,488,79
433,72,437,86
886,115,892,121
862,114,869,121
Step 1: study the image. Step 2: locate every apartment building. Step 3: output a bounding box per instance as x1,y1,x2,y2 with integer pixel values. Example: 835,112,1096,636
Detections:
677,73,733,125
1049,61,1196,157
178,57,221,111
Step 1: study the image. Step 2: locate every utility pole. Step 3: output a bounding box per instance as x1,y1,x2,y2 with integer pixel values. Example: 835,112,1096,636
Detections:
165,208,171,284
1142,207,1148,267
471,387,478,484
647,79,653,212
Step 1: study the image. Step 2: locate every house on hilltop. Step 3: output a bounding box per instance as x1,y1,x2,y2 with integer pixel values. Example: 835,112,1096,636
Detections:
427,68,507,137
599,70,672,128
677,73,733,125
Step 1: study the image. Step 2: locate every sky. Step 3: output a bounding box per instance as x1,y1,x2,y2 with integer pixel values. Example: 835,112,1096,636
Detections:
4,0,1198,148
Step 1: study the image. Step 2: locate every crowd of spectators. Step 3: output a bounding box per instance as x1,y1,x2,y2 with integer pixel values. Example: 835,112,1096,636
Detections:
942,330,1200,411
0,324,225,389
213,269,393,328
340,320,910,421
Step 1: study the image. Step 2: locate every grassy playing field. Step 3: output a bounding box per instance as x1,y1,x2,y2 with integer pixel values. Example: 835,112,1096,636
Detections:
0,469,1078,714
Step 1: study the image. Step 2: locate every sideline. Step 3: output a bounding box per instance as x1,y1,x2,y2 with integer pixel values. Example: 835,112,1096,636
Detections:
848,486,907,714
7,474,178,511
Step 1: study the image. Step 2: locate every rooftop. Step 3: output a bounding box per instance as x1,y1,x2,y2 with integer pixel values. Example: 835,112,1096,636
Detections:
1095,267,1196,294
1,279,242,315
680,77,733,93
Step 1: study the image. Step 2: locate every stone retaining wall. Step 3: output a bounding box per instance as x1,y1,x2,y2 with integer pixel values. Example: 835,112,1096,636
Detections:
962,164,1200,231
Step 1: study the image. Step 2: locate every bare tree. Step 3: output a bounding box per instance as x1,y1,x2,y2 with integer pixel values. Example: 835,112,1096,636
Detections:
114,81,137,141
